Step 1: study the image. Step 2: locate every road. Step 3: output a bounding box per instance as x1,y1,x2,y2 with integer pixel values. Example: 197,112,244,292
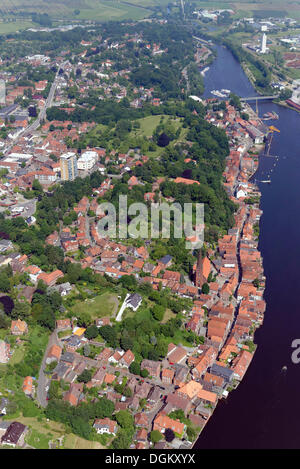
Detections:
4,61,68,156
36,330,62,408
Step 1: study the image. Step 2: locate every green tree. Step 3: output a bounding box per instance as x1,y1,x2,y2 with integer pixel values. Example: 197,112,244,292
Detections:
85,324,99,340
129,361,141,375
115,410,134,430
150,430,163,444
77,369,92,383
152,304,165,321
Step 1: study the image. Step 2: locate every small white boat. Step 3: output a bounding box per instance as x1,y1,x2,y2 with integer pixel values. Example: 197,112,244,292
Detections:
200,66,209,76
211,90,226,98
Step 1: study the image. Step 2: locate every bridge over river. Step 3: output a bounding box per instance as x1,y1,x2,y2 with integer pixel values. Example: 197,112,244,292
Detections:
241,95,279,101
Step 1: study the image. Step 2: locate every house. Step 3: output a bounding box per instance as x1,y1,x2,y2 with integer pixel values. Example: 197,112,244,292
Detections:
104,373,116,385
176,380,202,401
1,422,27,447
158,255,173,268
0,340,9,364
92,368,106,387
56,319,71,330
48,282,72,297
210,363,234,383
134,412,149,428
52,362,72,381
128,396,140,411
60,352,76,365
126,293,142,311
93,418,117,435
46,344,62,364
147,386,162,405
161,368,175,385
37,269,64,287
167,345,187,365
232,350,253,380
65,335,82,353
0,398,9,416
119,349,135,368
127,175,139,188
135,381,152,400
197,388,218,406
165,393,192,416
95,317,111,327
63,382,84,406
136,428,147,442
174,177,200,186
173,364,189,387
140,359,161,378
96,347,113,362
153,413,185,436
23,376,33,396
10,319,28,336
108,350,123,365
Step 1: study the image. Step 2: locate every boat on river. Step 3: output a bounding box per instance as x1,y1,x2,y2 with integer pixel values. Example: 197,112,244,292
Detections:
201,66,209,76
211,88,231,98
211,89,227,98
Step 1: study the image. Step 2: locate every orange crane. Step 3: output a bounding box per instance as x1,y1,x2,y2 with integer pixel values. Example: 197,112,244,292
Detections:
266,125,280,155
269,125,280,133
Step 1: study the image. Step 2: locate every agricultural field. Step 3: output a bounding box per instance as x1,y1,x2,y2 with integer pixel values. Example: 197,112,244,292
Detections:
0,21,34,35
192,0,300,20
0,0,165,23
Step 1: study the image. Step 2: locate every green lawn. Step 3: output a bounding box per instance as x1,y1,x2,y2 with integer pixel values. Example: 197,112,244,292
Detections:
71,291,119,319
26,429,51,449
63,433,105,449
12,415,105,449
138,115,165,137
135,114,183,138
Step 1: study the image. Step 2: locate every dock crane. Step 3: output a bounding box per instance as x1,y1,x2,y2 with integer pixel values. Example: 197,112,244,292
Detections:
266,125,280,156
269,125,280,133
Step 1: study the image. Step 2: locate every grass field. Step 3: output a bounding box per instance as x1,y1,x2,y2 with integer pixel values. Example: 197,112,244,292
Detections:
26,428,52,449
13,415,105,449
161,308,176,323
71,291,119,318
63,433,105,449
137,115,165,137
135,114,182,136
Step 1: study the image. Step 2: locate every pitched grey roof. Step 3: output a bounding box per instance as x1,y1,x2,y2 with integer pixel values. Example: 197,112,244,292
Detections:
126,293,142,309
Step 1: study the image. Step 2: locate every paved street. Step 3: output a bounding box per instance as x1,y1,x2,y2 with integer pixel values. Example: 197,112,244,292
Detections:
4,61,68,156
37,331,61,408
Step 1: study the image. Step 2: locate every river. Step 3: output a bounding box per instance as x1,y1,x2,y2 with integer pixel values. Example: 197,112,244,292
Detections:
195,44,300,449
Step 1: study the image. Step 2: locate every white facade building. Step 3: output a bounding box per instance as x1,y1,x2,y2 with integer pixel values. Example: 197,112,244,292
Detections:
261,33,267,54
77,151,98,170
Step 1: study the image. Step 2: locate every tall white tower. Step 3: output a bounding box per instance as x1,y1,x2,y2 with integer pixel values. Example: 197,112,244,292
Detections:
261,33,267,54
0,79,5,105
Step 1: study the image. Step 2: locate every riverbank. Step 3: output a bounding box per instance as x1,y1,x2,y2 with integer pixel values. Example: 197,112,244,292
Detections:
195,39,300,449
189,94,267,446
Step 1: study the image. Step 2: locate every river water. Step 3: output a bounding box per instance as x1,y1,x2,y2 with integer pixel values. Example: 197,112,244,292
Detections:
195,44,300,449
